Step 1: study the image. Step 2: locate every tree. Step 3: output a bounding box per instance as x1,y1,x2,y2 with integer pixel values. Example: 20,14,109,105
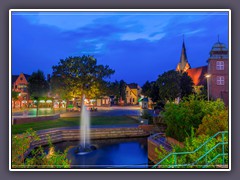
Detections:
28,70,50,115
180,72,194,97
142,81,152,97
119,80,127,104
12,91,20,109
51,55,115,105
157,70,182,102
156,70,193,102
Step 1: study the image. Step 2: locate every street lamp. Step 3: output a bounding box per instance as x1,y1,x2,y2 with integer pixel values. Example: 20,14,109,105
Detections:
205,74,211,101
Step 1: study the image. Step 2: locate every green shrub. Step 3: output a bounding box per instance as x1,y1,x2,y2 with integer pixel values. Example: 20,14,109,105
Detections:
162,95,226,142
155,132,229,168
12,129,71,169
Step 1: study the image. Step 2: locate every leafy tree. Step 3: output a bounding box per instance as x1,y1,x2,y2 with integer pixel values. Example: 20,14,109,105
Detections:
150,81,160,103
156,70,193,102
51,55,115,105
141,81,160,103
12,91,20,109
157,70,182,102
119,80,127,104
142,81,152,97
28,70,49,115
181,72,194,97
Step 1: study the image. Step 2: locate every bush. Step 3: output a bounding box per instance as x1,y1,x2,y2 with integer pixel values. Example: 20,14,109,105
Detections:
12,129,71,169
162,95,226,142
155,129,229,168
197,109,228,136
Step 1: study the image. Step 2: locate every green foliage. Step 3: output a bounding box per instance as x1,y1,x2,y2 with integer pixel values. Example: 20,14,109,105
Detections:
163,95,226,142
51,55,115,101
12,129,71,169
28,70,49,98
142,81,152,97
197,109,228,136
12,128,40,167
156,70,194,102
119,80,127,103
155,132,229,168
142,81,160,103
12,91,20,101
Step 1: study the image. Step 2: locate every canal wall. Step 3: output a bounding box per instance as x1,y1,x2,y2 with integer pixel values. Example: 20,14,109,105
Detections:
30,126,150,148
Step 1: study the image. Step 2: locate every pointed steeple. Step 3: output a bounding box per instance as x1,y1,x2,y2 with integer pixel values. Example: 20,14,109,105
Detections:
176,36,191,72
180,39,188,63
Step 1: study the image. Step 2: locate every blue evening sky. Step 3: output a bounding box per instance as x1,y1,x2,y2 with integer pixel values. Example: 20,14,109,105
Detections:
11,11,229,86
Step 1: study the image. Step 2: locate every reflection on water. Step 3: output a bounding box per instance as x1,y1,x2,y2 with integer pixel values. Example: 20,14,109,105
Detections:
45,138,149,169
12,108,66,116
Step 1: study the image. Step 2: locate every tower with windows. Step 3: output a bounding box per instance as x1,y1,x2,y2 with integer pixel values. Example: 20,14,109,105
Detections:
207,38,229,104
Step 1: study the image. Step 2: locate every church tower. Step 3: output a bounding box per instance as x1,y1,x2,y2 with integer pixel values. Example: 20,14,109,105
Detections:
176,38,191,72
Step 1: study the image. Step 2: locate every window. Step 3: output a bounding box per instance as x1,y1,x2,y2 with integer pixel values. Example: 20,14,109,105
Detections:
216,61,224,70
217,76,224,85
133,98,134,102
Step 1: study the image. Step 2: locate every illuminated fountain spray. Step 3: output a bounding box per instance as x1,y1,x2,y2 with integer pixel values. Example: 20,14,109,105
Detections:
76,94,96,155
80,95,90,149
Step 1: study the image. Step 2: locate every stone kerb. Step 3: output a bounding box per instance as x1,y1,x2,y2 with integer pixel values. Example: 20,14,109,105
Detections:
12,114,60,125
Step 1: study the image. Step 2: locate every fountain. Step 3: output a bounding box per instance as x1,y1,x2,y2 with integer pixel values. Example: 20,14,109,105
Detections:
76,95,96,155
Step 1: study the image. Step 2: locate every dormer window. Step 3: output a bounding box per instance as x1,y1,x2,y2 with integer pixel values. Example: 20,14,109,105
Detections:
216,61,224,70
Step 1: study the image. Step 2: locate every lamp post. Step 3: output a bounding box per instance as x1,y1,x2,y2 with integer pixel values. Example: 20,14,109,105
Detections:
205,74,211,101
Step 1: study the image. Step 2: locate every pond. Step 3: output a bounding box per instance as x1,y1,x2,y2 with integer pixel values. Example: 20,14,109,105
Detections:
46,137,149,169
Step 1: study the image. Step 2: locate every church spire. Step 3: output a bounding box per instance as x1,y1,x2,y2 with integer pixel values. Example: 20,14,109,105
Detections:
180,38,188,63
176,36,191,72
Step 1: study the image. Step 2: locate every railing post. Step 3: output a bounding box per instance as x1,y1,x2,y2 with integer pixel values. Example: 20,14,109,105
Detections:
222,132,225,166
205,144,208,165
174,154,177,168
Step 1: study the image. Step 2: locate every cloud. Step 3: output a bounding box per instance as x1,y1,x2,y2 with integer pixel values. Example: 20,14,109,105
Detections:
11,11,229,85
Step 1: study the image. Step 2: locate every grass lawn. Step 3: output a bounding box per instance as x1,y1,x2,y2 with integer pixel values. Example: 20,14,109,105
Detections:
12,116,140,134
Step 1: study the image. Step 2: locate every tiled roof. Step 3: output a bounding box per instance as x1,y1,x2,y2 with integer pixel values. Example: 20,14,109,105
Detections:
186,66,208,86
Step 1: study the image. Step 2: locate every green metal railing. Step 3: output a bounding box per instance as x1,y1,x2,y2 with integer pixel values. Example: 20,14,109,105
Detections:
152,131,228,168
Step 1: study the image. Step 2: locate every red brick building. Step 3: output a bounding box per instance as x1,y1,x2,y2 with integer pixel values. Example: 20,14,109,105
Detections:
176,39,229,105
12,73,31,108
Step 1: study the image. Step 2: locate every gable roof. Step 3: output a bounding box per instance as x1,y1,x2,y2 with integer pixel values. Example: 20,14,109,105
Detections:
186,66,208,86
127,83,138,89
23,73,31,81
12,73,31,84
